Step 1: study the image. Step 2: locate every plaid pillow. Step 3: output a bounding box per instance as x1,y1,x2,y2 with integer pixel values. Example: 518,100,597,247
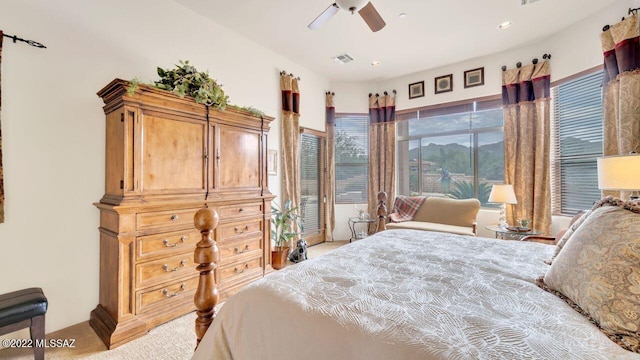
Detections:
389,195,427,222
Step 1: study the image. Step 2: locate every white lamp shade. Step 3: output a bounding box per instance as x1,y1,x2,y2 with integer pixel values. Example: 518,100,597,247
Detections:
597,154,640,190
488,184,518,204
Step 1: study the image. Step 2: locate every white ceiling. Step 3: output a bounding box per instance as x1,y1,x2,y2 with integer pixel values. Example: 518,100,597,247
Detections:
174,0,618,82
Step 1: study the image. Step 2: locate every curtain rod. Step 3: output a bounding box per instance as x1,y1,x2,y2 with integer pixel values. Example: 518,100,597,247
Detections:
2,33,46,48
368,90,397,97
279,70,300,81
603,8,640,32
501,54,551,71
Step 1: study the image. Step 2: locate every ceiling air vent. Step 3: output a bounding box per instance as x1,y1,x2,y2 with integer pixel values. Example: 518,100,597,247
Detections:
521,0,542,5
332,53,355,64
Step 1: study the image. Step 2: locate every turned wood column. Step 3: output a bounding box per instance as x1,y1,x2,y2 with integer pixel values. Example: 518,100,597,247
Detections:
193,206,219,349
377,191,388,232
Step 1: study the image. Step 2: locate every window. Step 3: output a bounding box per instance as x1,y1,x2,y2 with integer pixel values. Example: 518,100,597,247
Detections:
551,70,603,215
396,98,504,207
335,114,369,203
300,130,326,245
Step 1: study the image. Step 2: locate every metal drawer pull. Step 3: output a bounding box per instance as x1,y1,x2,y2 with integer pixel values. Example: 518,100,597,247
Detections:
234,244,250,254
170,214,179,221
234,263,250,274
163,236,187,247
238,208,245,213
162,283,186,298
162,260,186,272
234,225,250,234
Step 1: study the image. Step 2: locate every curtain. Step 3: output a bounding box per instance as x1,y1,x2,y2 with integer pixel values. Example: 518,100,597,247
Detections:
367,92,396,219
601,14,640,199
0,30,4,223
502,60,551,235
280,73,301,231
325,92,335,241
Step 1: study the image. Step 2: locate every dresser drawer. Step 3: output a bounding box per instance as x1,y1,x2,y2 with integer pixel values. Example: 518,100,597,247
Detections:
136,276,199,314
218,202,263,221
218,237,263,263
219,257,263,284
218,219,263,242
136,253,195,289
136,229,200,261
136,208,199,232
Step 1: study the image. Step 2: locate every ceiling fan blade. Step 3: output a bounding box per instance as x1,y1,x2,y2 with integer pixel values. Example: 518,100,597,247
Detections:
308,3,340,30
358,2,386,32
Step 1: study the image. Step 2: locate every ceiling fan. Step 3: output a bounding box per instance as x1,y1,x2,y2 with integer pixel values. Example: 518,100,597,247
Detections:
308,0,386,32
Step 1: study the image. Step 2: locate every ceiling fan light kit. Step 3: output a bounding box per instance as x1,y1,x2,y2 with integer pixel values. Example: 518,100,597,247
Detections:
336,0,367,13
308,1,386,32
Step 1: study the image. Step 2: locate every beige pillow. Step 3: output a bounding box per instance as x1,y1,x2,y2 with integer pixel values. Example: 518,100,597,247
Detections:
549,210,591,262
542,203,640,352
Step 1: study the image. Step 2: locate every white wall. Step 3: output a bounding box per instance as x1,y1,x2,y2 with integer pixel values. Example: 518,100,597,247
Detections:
0,0,634,336
0,0,328,334
329,1,633,240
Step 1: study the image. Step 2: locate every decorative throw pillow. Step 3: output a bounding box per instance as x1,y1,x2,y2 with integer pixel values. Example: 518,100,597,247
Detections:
548,209,591,263
388,195,426,223
541,198,640,352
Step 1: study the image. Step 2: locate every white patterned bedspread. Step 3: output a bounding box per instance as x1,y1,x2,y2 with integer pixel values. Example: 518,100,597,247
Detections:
193,229,640,360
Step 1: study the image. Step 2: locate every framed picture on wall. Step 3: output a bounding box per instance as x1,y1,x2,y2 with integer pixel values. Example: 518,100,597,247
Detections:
268,150,277,175
434,74,453,94
408,81,425,99
464,67,485,88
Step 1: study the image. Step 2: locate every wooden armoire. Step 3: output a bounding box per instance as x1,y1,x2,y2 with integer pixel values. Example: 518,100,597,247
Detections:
90,79,275,349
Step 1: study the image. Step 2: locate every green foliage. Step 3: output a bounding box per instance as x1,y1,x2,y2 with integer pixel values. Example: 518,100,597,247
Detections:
271,200,304,248
335,130,367,163
126,77,141,95
412,142,504,179
153,60,229,109
447,180,492,205
227,104,265,117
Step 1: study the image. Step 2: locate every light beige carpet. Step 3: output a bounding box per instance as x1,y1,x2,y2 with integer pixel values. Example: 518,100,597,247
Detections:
0,241,348,359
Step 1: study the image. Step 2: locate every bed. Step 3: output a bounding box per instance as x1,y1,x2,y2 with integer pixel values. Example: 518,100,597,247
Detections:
191,195,640,360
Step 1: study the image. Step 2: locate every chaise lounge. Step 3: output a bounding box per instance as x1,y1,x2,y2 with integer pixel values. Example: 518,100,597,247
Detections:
385,196,481,236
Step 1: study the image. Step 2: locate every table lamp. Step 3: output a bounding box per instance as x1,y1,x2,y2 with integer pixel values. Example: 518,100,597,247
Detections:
597,153,640,200
488,184,518,229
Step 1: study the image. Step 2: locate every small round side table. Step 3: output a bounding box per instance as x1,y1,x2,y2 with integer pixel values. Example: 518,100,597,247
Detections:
348,217,378,242
485,224,541,241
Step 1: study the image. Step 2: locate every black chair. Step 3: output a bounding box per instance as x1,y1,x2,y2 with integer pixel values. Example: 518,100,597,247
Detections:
0,288,48,360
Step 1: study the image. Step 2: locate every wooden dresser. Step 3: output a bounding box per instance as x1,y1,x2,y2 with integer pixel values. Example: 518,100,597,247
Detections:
90,79,275,349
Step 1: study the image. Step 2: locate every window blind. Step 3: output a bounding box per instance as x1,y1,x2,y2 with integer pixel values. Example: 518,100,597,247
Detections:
551,71,603,215
335,114,369,204
300,133,324,235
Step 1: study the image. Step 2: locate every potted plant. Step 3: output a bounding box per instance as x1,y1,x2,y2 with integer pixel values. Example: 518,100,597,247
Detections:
270,200,303,270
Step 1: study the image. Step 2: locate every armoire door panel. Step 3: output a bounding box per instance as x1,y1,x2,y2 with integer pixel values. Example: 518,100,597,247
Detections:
217,126,261,191
140,115,207,193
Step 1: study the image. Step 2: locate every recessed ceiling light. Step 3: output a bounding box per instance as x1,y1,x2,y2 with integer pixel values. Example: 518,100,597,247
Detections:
371,61,381,66
399,13,407,19
498,21,512,30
